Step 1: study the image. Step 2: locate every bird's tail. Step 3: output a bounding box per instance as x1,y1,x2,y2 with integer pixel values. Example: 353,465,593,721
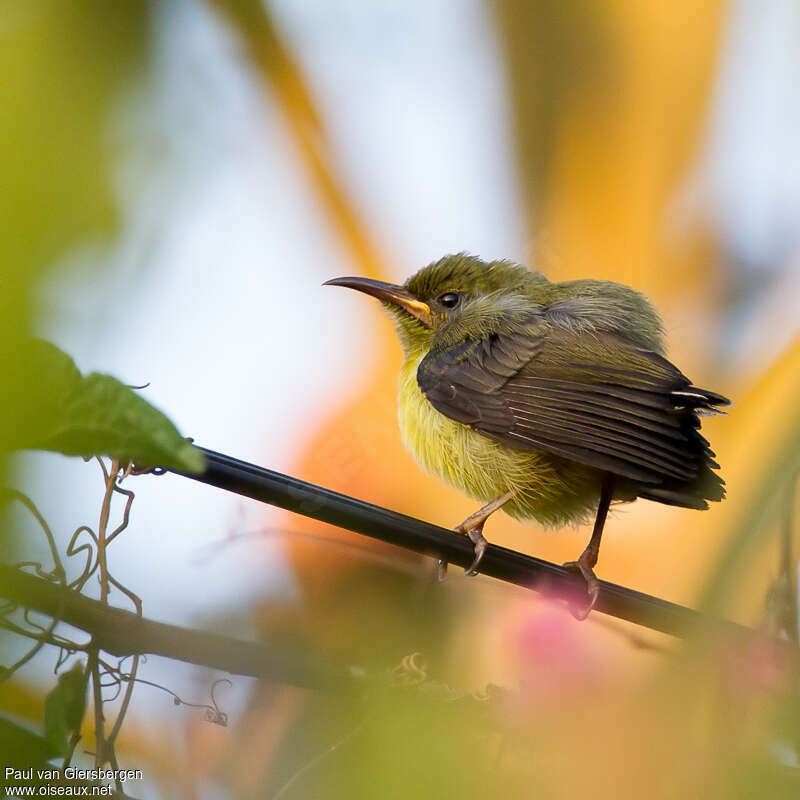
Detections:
639,385,730,509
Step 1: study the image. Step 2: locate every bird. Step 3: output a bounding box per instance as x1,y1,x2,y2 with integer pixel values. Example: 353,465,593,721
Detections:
324,253,729,616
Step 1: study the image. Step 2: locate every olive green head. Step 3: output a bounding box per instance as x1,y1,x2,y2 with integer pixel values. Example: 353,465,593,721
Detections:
324,253,549,356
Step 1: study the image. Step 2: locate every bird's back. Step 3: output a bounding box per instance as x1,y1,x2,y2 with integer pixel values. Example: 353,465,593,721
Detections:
534,278,666,353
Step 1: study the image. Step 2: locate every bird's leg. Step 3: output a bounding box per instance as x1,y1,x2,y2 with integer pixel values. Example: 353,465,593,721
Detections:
563,475,615,619
437,490,517,580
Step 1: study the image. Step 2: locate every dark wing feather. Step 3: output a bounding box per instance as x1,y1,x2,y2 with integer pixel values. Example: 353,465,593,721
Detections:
417,328,728,508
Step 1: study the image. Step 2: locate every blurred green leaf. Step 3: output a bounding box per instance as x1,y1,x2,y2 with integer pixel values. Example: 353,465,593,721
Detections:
0,715,52,773
700,414,800,614
3,338,204,474
43,662,87,758
700,340,800,615
0,0,149,566
0,1,148,335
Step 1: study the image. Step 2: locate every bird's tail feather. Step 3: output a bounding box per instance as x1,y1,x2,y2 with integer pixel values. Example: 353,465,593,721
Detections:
640,384,728,509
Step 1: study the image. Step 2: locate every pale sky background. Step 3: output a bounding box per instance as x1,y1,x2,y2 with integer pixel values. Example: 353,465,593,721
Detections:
14,0,524,733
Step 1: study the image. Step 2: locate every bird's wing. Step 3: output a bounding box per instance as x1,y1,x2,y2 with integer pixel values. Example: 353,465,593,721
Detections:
417,325,729,493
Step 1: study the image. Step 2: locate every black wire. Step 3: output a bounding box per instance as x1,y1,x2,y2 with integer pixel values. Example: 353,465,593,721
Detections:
183,447,736,637
171,446,762,643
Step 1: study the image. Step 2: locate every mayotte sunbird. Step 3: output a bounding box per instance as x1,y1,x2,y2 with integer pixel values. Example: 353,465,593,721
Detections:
325,253,728,616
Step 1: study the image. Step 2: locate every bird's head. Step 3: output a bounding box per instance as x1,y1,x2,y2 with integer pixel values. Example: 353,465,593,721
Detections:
325,253,548,357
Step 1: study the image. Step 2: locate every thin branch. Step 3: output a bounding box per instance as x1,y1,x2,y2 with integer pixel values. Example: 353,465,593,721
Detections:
89,646,106,768
174,447,770,643
193,525,423,575
98,658,230,724
0,613,86,654
66,525,99,592
95,458,119,605
106,483,134,546
0,489,65,582
106,647,139,749
271,719,365,800
85,457,143,766
0,564,350,687
0,489,68,681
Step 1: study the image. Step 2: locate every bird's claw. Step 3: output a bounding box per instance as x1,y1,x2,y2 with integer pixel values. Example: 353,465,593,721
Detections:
562,558,600,620
436,524,489,580
464,528,488,576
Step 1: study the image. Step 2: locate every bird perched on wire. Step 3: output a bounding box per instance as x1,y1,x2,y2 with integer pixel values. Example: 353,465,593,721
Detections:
325,254,729,616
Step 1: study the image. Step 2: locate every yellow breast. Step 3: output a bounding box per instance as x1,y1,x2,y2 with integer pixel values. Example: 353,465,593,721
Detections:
396,354,600,527
398,355,533,504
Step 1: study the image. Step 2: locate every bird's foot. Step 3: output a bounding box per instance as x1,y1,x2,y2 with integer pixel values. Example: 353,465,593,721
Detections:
463,527,488,576
562,550,600,620
436,522,489,580
436,493,514,581
455,521,489,577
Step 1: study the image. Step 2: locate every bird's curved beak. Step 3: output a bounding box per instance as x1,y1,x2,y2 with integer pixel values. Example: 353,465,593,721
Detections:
323,276,433,328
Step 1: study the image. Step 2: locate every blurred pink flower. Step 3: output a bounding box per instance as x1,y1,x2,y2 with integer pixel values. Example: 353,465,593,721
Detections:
507,595,608,705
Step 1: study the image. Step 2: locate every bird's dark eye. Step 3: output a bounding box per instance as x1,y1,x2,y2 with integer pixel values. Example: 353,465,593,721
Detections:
437,292,461,309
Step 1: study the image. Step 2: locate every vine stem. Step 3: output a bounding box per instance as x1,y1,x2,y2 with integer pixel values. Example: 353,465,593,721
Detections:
107,651,140,751
62,729,82,771
89,646,105,769
95,458,119,605
90,458,121,770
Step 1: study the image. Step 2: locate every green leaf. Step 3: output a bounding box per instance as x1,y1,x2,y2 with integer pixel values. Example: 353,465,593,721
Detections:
3,338,204,474
2,339,82,452
43,662,87,758
0,715,52,770
42,372,205,474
